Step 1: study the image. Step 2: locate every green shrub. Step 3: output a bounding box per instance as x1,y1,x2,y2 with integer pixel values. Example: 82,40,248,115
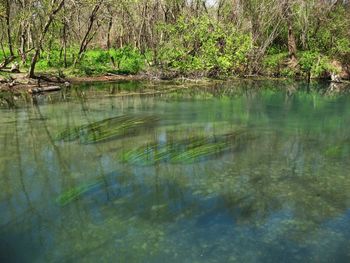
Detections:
157,16,252,76
0,48,11,61
79,47,144,75
263,52,289,76
298,51,335,78
333,38,350,67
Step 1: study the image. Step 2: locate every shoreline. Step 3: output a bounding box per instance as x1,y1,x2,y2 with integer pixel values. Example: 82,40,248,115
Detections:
1,71,349,95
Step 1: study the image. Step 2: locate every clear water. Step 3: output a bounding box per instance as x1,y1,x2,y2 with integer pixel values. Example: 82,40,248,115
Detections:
1,80,350,262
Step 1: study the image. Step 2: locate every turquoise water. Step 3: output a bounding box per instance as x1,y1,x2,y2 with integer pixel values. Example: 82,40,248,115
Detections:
1,80,350,262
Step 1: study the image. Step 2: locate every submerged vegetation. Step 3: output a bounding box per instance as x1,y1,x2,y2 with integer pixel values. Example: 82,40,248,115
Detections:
56,180,103,206
2,80,350,262
120,130,253,166
56,115,159,144
0,0,349,81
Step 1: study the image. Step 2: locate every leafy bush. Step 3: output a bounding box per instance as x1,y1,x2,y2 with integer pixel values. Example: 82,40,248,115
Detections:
263,52,289,76
333,38,350,68
298,51,336,78
0,48,11,61
308,5,349,55
17,46,145,76
79,47,144,75
157,16,252,76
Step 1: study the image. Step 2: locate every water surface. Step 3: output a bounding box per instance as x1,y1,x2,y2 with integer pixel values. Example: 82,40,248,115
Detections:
1,80,350,262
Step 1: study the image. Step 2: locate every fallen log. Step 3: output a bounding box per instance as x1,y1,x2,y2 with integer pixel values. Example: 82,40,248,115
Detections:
28,86,61,94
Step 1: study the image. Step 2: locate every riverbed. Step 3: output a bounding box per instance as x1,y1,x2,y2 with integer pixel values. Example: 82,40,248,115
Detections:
1,80,350,262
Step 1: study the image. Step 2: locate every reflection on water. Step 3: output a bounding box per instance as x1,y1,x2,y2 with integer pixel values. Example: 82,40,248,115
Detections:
1,80,350,262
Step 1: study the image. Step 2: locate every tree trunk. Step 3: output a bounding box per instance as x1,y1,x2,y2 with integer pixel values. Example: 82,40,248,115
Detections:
61,3,68,68
17,0,28,65
285,0,297,62
63,23,68,68
19,23,27,64
5,0,14,57
28,0,65,78
106,13,116,67
74,1,102,66
288,23,297,61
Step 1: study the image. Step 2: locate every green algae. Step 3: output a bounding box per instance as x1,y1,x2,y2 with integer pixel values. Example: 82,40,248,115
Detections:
56,115,159,144
324,145,343,158
56,180,103,206
120,130,252,165
324,139,350,159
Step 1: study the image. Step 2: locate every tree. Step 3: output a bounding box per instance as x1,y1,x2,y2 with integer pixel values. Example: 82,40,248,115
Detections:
0,0,348,78
73,0,104,66
28,0,65,78
0,0,15,68
284,0,297,62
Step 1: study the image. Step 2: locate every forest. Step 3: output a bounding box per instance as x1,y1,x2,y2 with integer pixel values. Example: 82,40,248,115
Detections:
0,0,349,80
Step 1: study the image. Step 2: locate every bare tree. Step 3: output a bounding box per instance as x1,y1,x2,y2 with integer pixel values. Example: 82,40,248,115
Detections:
73,0,104,66
28,0,66,78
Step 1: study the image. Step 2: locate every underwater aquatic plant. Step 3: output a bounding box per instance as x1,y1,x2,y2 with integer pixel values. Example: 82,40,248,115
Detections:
56,180,103,206
324,142,350,159
56,115,159,144
120,130,252,165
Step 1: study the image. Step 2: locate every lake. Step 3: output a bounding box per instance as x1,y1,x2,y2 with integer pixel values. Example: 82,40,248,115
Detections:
1,80,350,262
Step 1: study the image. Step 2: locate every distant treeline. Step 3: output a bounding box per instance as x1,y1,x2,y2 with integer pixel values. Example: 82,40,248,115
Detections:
0,0,349,79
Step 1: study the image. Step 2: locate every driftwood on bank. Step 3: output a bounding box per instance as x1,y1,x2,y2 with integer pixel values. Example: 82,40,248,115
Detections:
28,86,62,94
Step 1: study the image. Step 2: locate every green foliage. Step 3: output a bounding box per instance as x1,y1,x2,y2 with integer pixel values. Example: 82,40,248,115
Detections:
16,46,145,76
1,0,350,80
158,16,252,76
71,47,145,76
298,51,336,78
55,47,144,76
308,6,349,55
332,38,350,66
298,51,317,72
0,4,5,18
109,47,146,74
0,71,12,81
262,50,339,79
324,145,343,159
0,48,11,61
263,52,288,76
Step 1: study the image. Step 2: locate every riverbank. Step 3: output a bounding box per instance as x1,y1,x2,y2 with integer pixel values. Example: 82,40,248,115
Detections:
1,67,349,96
1,73,350,109
1,46,349,95
0,68,225,94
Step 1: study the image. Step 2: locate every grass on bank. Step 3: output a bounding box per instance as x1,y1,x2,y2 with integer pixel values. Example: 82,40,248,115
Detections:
0,44,348,80
0,46,147,78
